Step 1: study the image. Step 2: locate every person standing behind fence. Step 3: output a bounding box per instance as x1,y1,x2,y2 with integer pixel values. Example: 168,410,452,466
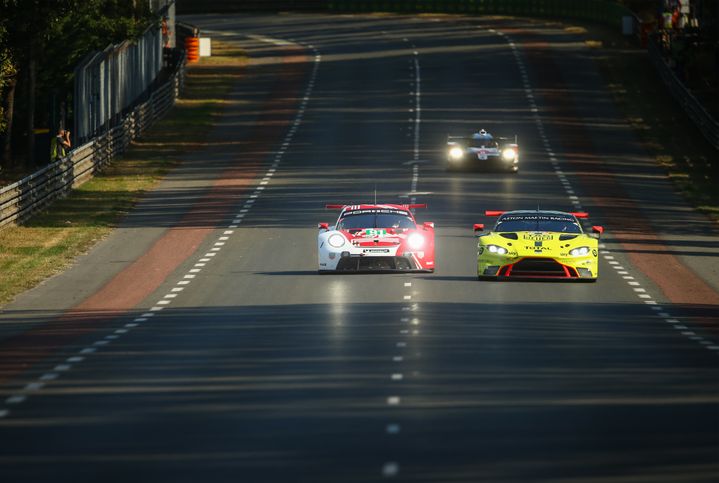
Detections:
51,128,71,161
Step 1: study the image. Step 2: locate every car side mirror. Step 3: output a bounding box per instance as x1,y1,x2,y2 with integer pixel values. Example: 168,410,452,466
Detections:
318,222,329,230
473,224,484,235
423,221,434,230
592,225,604,236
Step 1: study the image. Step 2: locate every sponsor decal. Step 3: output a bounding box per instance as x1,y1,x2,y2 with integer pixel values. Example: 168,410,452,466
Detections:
362,228,388,237
364,248,391,253
523,233,553,241
343,208,409,217
592,249,597,257
503,215,574,222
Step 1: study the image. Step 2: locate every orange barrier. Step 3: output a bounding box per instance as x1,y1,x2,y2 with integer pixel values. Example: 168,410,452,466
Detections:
185,36,199,62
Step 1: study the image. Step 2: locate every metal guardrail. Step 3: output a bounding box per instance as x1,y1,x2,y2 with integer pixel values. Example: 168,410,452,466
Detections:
648,34,719,151
0,54,186,228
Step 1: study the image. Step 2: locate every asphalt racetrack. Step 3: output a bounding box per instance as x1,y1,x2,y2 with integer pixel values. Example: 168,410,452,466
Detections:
0,13,717,483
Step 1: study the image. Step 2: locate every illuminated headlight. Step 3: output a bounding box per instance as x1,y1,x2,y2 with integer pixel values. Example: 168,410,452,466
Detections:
407,233,425,250
448,147,464,160
569,246,590,256
501,148,517,161
487,244,508,255
328,234,346,248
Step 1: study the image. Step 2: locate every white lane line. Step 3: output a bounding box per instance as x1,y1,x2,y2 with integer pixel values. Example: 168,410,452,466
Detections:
387,396,401,405
496,27,716,353
0,41,327,422
391,374,404,381
386,424,401,434
6,396,26,404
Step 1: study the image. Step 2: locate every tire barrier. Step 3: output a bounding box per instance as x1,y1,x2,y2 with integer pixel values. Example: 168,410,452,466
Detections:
185,36,200,62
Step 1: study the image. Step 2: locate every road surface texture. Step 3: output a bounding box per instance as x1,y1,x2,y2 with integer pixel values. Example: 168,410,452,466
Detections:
0,13,717,483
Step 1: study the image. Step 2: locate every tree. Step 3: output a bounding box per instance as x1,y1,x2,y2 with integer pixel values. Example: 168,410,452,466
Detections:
0,0,153,172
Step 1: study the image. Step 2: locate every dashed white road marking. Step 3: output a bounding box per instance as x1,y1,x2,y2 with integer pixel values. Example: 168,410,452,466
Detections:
0,35,325,420
489,25,717,354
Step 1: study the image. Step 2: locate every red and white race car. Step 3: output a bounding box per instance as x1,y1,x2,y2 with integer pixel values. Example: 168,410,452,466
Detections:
318,204,435,273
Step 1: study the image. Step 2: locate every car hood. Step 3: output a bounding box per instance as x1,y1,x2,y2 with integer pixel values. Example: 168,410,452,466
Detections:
338,228,414,246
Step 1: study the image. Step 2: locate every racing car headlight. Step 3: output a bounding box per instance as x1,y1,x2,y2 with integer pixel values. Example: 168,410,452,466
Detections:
487,244,508,255
328,233,347,248
501,148,517,161
407,233,425,250
448,147,464,160
569,246,590,256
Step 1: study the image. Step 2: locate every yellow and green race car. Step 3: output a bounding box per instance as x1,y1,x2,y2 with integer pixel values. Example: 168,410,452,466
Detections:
473,210,604,281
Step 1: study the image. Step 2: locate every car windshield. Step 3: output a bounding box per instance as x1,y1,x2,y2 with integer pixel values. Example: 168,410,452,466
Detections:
495,214,582,233
338,211,416,231
470,138,497,148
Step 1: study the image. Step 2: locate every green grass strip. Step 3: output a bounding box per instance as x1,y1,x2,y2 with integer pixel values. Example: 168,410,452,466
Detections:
0,42,247,306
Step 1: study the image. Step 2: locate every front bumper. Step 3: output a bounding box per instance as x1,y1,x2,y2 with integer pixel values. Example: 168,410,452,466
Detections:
478,255,597,280
319,246,433,272
321,255,426,272
447,153,518,171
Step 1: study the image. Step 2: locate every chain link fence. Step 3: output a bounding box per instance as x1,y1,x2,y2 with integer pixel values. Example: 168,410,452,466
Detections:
1,1,187,228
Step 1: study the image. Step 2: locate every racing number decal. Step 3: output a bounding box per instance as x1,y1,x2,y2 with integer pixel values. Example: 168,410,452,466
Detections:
364,229,387,237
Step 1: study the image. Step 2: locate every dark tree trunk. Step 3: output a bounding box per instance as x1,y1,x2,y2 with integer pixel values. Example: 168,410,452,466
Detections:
1,73,17,169
26,50,35,169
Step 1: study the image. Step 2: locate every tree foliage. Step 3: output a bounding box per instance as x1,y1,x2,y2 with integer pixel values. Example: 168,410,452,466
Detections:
0,0,154,169
0,24,17,134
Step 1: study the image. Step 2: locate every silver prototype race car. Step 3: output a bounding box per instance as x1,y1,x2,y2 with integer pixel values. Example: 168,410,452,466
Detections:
446,129,519,173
